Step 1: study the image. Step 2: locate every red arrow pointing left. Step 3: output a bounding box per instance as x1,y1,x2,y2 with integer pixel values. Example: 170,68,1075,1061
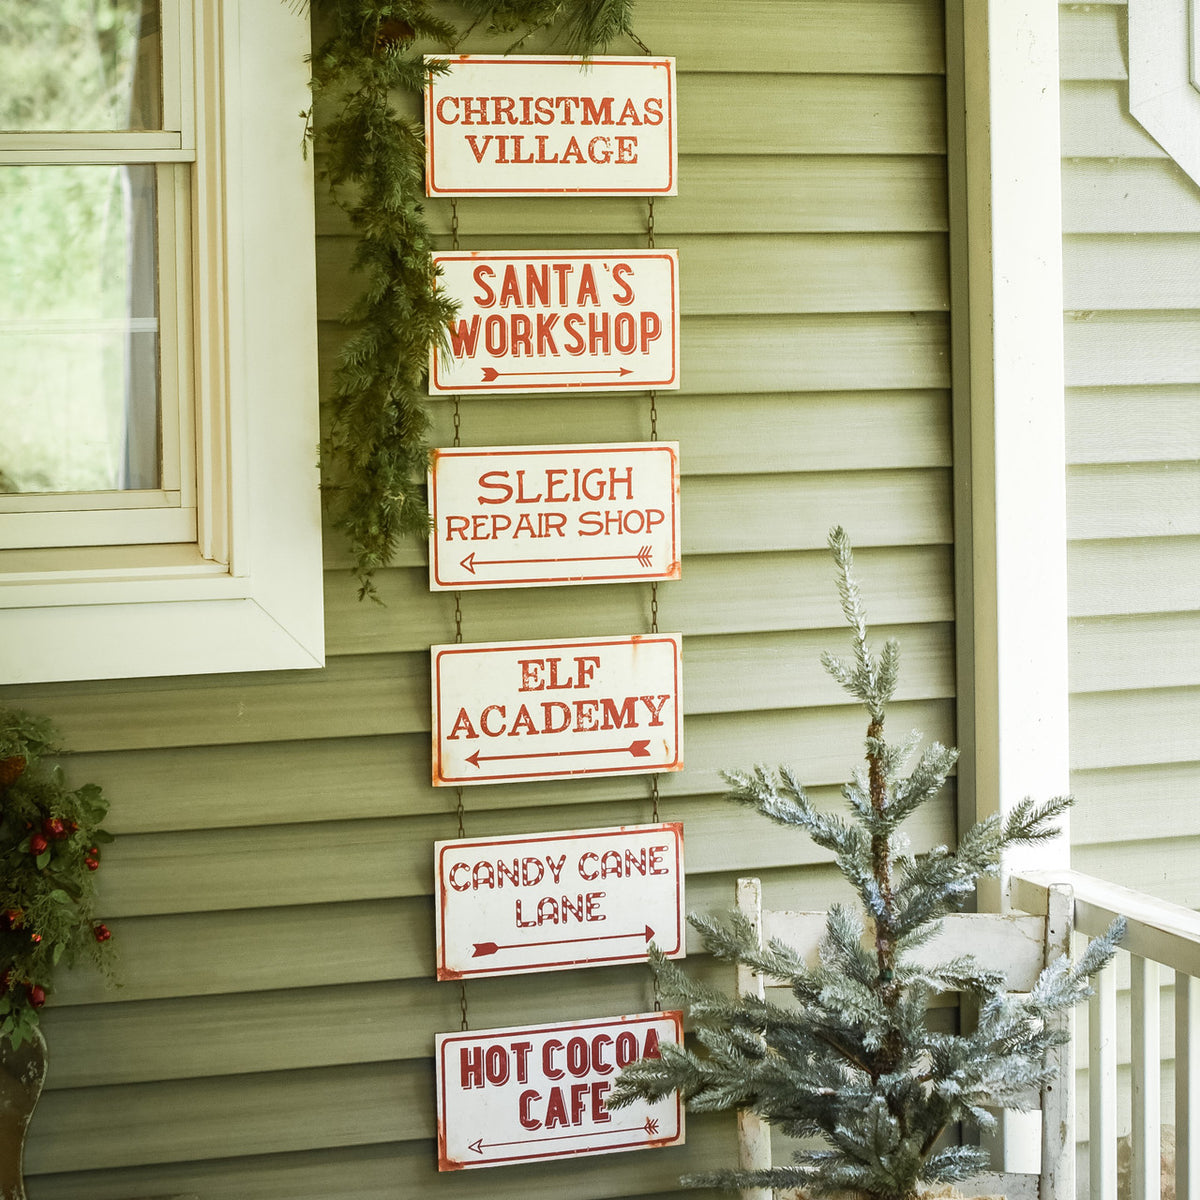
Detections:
472,925,656,958
468,1117,660,1155
466,740,651,768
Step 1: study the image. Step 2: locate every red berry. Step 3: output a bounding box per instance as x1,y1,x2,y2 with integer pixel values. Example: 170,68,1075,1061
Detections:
66,821,78,833
88,846,99,857
2,908,23,929
27,984,45,1008
85,858,99,871
29,933,41,944
29,833,48,856
93,924,111,943
42,817,67,840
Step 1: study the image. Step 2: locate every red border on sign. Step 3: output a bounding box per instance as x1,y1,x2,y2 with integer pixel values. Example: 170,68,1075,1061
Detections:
436,1011,684,1169
429,443,681,588
425,57,677,196
430,251,679,393
432,634,683,786
435,823,684,980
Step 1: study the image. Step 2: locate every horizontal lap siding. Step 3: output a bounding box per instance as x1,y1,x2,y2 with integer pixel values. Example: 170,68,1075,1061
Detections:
7,3,953,1197
1060,0,1200,916
1062,10,1200,1187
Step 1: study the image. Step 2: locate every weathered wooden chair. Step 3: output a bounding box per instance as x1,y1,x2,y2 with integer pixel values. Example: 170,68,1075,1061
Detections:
733,877,1075,1200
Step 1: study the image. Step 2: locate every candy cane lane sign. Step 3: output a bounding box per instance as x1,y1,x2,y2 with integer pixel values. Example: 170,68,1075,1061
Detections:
431,633,683,787
430,250,679,394
425,56,677,196
428,442,680,590
435,822,684,981
437,1011,684,1170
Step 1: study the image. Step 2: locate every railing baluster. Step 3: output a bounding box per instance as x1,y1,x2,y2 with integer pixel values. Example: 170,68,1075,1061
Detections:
1131,955,1161,1200
1091,953,1118,1200
1178,971,1200,1200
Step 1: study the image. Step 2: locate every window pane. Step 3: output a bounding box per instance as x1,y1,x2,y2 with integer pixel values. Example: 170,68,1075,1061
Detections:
0,165,160,494
0,1,161,132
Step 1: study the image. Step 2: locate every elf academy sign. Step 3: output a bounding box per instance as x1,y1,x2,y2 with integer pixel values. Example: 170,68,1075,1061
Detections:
437,1011,684,1169
425,56,677,195
432,633,682,786
435,823,684,980
430,250,679,393
428,442,680,590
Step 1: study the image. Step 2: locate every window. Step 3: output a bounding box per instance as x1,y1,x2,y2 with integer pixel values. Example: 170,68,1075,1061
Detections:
0,0,324,684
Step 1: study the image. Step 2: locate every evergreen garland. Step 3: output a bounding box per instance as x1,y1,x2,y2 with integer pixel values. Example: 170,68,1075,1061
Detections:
307,1,640,597
609,527,1125,1200
0,708,115,1049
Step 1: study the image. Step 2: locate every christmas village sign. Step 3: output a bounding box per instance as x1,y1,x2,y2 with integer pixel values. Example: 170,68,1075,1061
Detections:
424,53,686,1175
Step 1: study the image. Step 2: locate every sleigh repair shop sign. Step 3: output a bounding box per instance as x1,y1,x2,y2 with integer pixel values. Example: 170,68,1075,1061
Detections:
424,55,677,195
436,1011,685,1170
435,822,684,981
428,442,680,590
429,249,679,394
431,632,683,787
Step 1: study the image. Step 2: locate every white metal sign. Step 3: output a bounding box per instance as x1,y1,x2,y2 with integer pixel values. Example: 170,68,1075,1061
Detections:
435,822,685,981
424,55,677,196
428,442,681,590
429,249,679,394
431,633,683,787
436,1011,685,1170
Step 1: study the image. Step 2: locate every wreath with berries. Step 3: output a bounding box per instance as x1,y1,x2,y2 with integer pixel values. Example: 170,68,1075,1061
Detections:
0,708,115,1049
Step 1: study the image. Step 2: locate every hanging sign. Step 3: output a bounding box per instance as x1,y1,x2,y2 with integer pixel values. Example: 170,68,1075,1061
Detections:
437,1010,685,1170
424,55,677,196
431,632,683,787
429,249,679,394
435,822,685,981
428,441,681,590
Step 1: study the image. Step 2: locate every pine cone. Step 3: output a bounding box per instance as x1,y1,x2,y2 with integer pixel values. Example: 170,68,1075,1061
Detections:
0,755,27,788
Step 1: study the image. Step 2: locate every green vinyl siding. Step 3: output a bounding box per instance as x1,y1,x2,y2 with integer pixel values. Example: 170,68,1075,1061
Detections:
2,2,954,1196
1060,0,1200,911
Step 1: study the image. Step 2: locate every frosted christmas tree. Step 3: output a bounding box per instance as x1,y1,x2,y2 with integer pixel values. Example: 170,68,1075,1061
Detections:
611,527,1122,1200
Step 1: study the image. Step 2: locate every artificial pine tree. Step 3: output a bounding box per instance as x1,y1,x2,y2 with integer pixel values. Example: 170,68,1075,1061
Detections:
610,527,1123,1200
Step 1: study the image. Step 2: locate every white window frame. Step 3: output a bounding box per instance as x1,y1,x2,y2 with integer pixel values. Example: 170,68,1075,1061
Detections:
0,0,324,684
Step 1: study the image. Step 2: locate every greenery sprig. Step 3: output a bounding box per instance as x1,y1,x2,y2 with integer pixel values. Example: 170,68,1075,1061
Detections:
308,0,640,597
1,708,115,1049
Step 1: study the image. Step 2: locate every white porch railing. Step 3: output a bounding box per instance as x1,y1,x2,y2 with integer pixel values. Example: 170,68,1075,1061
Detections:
1013,869,1200,1200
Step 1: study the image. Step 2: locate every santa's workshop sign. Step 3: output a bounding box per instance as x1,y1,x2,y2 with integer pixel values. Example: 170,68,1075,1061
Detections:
428,441,680,590
435,822,684,980
430,249,679,394
424,55,677,195
431,633,683,786
436,1011,685,1169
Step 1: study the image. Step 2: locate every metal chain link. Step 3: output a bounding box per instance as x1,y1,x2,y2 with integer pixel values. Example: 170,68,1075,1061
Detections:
451,194,469,1032
647,196,664,839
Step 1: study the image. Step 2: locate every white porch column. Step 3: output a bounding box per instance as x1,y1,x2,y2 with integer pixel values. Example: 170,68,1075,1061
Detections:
946,0,1072,1178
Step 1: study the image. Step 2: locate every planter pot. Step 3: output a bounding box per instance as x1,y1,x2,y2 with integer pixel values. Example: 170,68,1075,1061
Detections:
0,1028,47,1200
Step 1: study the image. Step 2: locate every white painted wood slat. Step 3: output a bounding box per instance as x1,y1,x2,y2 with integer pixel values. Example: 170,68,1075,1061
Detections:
1180,971,1200,1200
1090,957,1120,1200
1131,955,1163,1200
